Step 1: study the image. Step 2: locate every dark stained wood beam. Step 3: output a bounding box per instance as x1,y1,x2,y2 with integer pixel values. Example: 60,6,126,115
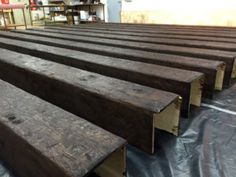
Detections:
0,36,204,117
0,80,126,177
47,24,236,39
0,48,181,154
96,23,236,31
0,31,230,89
16,29,235,80
44,26,236,45
72,23,236,34
30,28,236,52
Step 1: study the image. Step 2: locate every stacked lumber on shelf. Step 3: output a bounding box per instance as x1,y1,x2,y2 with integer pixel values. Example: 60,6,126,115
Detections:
0,80,126,177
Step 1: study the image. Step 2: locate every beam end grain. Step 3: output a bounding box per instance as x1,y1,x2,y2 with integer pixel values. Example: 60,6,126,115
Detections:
232,58,236,78
190,76,204,106
95,147,126,177
215,64,226,91
154,97,182,136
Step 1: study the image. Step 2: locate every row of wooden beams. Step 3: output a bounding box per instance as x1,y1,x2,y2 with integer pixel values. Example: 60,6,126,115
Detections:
115,23,236,30
0,32,225,100
79,23,236,34
0,48,181,154
0,79,126,177
31,27,236,52
46,26,236,45
4,29,234,86
55,24,236,39
23,28,236,80
0,36,203,117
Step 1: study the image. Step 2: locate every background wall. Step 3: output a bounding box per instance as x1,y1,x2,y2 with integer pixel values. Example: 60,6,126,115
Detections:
121,0,236,26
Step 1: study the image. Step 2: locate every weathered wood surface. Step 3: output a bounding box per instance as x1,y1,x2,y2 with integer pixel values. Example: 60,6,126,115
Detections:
76,23,236,33
0,37,203,117
47,24,236,39
107,23,236,31
0,79,126,177
0,48,181,153
60,23,236,31
1,30,233,86
43,26,236,38
28,28,236,52
44,26,236,44
0,33,225,99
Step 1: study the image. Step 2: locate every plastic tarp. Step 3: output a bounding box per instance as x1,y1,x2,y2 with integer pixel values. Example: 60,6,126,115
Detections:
1,82,236,177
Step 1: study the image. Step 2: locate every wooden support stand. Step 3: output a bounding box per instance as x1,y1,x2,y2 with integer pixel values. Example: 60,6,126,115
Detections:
0,4,27,30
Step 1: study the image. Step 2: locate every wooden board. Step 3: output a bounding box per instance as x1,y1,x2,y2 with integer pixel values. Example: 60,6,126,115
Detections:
97,23,236,31
7,29,234,86
46,24,236,39
0,79,126,177
44,26,236,45
30,29,236,81
29,28,236,52
73,23,236,34
0,48,181,154
83,22,236,29
0,36,203,117
0,31,227,97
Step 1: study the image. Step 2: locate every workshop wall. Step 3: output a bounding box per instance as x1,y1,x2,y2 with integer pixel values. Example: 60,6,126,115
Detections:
121,0,236,26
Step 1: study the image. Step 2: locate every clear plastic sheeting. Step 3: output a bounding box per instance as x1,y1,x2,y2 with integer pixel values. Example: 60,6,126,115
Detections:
127,108,236,177
1,83,236,177
0,162,12,177
126,82,236,177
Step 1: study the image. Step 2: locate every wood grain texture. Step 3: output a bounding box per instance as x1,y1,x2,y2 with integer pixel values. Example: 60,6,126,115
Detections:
29,28,236,50
0,48,180,153
27,28,236,52
0,36,202,117
0,31,225,99
45,26,236,45
47,24,236,39
94,23,236,31
1,29,232,86
76,23,236,32
0,80,126,177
